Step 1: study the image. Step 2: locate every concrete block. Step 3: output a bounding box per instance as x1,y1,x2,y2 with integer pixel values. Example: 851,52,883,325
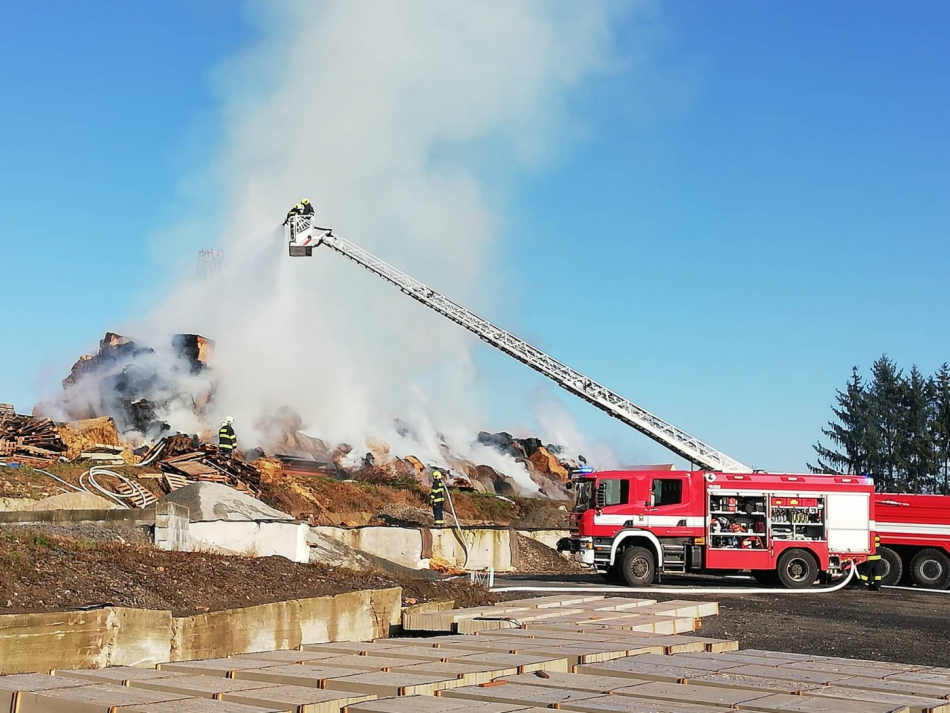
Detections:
675,652,801,668
446,651,570,674
733,692,910,713
309,654,430,671
833,676,950,699
124,700,288,713
496,670,637,693
715,664,852,685
221,684,375,713
611,681,774,707
576,659,711,683
52,667,188,685
554,693,738,712
300,641,401,655
159,658,285,677
887,671,950,686
0,673,92,713
322,670,465,696
231,664,366,688
807,686,950,713
388,660,520,684
17,682,191,713
626,654,742,673
360,644,464,662
131,675,280,698
344,695,532,712
489,595,606,609
440,682,603,708
582,598,658,611
688,672,815,694
780,659,901,679
228,650,348,665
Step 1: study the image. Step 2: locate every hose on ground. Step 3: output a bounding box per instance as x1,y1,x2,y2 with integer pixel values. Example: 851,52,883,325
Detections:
491,562,857,594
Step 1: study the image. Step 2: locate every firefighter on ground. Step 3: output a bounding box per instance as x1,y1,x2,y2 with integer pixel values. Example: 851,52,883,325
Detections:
300,198,314,216
858,534,885,591
430,470,445,528
283,203,303,225
218,417,237,459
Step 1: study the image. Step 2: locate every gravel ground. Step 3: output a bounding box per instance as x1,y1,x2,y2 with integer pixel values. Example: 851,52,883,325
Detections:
0,522,151,544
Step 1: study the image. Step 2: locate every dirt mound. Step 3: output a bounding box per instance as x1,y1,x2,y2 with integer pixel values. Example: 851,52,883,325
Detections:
0,528,496,615
374,503,434,527
515,534,586,575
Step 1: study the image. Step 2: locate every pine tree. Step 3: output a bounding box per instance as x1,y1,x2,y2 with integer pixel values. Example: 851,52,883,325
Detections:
933,363,950,495
901,366,936,493
810,367,872,475
868,355,904,492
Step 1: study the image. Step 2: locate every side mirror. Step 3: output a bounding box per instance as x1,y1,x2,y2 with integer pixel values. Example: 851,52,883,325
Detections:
595,482,607,509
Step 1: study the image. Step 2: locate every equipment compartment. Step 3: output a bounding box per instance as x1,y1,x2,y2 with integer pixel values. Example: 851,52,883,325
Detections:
709,494,767,549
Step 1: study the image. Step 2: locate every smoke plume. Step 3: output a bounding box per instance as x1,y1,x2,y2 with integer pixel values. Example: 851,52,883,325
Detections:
132,1,628,489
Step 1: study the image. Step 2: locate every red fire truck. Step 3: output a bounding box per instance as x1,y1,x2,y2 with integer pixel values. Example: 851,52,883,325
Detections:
287,217,948,590
875,494,950,589
557,469,875,588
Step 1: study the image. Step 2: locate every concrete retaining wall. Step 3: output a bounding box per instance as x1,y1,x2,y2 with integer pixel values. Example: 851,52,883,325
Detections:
311,526,569,571
189,520,310,563
0,587,401,675
517,529,568,550
171,587,401,661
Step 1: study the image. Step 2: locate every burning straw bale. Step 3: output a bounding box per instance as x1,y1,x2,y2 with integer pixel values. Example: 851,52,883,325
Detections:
56,417,123,461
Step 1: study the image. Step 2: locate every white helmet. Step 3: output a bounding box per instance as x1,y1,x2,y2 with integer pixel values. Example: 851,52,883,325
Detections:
225,416,234,425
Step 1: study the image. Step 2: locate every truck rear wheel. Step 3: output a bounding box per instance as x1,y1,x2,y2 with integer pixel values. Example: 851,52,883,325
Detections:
910,549,950,589
619,546,655,587
878,546,903,587
776,549,818,589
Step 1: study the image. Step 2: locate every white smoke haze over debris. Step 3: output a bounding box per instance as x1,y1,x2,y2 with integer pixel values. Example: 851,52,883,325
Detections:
120,1,639,490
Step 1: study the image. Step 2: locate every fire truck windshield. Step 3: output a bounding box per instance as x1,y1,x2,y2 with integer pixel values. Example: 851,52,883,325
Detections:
572,481,594,512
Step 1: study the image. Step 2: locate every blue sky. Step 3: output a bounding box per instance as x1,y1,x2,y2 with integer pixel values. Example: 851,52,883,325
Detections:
2,2,948,472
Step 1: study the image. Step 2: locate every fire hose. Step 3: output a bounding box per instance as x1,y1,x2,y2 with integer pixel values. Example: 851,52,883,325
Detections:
443,483,469,569
491,562,857,594
37,466,153,510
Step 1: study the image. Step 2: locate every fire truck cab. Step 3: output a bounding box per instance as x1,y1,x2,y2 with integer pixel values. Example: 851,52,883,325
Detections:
558,469,875,589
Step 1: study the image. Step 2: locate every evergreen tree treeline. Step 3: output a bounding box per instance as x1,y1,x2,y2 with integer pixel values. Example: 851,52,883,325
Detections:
811,357,950,493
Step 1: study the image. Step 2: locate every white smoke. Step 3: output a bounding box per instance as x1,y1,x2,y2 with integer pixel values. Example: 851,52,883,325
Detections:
130,1,633,490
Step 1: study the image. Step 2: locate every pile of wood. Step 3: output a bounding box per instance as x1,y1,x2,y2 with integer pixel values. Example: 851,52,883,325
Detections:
0,409,68,465
142,435,262,495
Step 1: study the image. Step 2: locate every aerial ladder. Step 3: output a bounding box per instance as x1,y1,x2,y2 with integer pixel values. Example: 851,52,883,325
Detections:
286,214,753,473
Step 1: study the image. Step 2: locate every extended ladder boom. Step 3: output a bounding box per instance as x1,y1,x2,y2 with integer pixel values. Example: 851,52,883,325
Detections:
287,215,752,473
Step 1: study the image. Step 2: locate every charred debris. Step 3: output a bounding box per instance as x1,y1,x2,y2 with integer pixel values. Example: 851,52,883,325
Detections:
2,332,587,504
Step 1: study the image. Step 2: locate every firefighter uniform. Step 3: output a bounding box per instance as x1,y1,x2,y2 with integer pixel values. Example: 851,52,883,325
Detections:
859,535,885,591
430,471,445,527
300,198,314,216
283,203,302,225
218,418,237,459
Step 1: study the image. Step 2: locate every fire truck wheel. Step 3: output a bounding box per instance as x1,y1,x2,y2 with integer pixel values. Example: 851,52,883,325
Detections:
776,549,818,589
910,548,950,589
877,546,903,587
619,545,655,587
